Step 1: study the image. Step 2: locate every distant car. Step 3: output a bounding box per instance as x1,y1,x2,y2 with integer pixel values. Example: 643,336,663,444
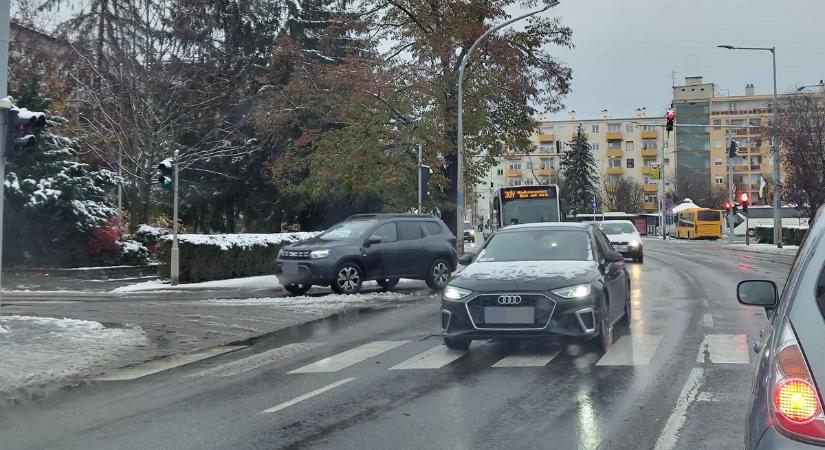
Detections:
275,214,457,295
599,220,643,263
463,221,476,243
441,222,630,351
740,207,825,450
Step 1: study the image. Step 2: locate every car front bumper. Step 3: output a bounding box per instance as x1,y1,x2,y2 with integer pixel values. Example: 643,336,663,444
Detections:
441,292,603,339
275,259,335,286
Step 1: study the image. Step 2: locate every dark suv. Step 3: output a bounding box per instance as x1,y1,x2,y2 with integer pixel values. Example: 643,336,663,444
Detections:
275,214,457,295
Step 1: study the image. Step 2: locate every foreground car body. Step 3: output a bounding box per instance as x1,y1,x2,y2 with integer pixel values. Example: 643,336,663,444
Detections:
740,207,825,449
441,223,630,351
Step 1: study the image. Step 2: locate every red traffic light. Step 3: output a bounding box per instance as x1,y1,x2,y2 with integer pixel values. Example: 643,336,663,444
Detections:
723,201,731,210
739,192,749,203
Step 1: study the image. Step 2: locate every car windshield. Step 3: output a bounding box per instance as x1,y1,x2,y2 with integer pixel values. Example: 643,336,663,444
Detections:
600,222,637,235
476,229,593,262
463,222,472,230
317,219,377,240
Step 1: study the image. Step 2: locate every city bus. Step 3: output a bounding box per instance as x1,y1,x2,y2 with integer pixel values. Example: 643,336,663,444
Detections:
675,208,723,240
489,184,562,233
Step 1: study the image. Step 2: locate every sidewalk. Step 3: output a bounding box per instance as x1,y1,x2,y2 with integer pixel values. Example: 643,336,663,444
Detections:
721,242,799,257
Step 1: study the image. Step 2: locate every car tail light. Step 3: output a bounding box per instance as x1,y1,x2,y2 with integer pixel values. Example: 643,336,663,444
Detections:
769,318,825,443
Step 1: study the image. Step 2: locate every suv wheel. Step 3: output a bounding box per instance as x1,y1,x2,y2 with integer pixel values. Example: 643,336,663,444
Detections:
284,283,311,296
443,336,471,350
377,278,399,290
331,263,363,294
426,259,451,290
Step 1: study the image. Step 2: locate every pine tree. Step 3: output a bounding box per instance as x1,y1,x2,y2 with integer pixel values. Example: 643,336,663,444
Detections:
561,126,600,216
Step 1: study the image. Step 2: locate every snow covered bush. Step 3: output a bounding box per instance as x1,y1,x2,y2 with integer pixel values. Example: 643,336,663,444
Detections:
120,239,150,265
156,233,316,282
753,225,808,246
133,224,170,254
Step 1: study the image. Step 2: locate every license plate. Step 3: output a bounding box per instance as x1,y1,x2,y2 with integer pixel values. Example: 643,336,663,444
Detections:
615,245,628,252
484,307,534,324
283,262,299,275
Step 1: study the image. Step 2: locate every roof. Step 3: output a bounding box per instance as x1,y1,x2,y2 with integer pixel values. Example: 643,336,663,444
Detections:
346,213,438,220
499,222,589,232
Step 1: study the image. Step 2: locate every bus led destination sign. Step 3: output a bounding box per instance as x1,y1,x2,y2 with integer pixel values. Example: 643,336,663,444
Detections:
502,187,553,201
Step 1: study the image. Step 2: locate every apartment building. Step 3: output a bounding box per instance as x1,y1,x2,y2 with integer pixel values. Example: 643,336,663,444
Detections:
472,109,675,221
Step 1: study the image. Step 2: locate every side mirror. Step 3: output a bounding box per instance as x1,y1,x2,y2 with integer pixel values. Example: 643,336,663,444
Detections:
737,280,778,309
605,252,624,263
458,252,475,266
365,236,382,247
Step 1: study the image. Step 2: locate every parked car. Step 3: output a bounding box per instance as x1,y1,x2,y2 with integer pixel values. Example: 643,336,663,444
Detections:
739,207,825,449
599,220,643,263
441,222,630,351
463,221,476,243
276,214,457,295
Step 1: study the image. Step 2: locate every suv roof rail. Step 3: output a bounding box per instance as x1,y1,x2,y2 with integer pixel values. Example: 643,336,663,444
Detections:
346,213,438,220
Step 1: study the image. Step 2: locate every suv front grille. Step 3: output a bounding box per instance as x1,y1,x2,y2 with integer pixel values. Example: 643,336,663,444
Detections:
281,250,311,259
466,294,555,329
613,241,628,246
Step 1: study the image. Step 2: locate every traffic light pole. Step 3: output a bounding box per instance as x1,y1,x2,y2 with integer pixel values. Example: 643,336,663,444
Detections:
727,127,735,243
170,149,180,285
0,3,10,313
417,144,422,213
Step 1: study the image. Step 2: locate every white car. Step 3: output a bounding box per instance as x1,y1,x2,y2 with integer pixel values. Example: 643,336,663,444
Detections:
599,220,643,263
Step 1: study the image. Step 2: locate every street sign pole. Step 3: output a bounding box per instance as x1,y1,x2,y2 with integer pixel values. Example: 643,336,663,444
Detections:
417,144,422,213
170,149,180,285
727,127,735,243
0,3,11,313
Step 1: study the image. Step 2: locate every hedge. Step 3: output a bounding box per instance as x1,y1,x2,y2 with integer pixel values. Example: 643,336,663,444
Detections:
753,225,808,246
156,233,317,283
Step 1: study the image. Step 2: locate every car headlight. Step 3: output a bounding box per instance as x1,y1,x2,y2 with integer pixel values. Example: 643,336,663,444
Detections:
552,284,591,299
443,285,472,300
278,248,286,257
629,240,640,247
310,249,330,259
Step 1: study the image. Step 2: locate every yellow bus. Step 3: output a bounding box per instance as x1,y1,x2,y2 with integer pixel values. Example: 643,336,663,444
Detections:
675,208,723,240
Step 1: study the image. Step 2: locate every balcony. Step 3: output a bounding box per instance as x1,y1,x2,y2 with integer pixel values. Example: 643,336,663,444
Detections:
641,166,654,175
606,149,623,158
750,164,761,171
642,202,657,211
537,133,555,142
506,169,521,177
641,130,657,140
641,148,658,157
607,167,623,175
733,165,750,172
506,155,522,160
606,132,623,141
643,183,658,192
537,168,554,177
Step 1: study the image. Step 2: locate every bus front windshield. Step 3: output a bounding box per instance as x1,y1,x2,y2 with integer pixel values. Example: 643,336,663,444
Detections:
502,198,559,225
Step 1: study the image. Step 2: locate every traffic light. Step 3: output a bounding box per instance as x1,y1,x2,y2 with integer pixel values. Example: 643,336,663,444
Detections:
4,108,47,156
419,164,432,202
157,158,175,189
728,140,740,158
666,108,675,132
739,192,749,213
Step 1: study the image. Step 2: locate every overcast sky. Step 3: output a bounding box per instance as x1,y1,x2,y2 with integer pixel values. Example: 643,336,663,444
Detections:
534,0,825,120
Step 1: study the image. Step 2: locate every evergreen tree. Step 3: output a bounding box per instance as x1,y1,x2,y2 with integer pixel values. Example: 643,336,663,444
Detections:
561,126,600,216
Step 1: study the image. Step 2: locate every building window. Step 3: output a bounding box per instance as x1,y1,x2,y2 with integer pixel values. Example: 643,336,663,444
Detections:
728,101,738,112
644,194,658,203
749,118,761,127
642,140,656,150
608,158,622,168
591,143,600,151
626,141,635,151
509,161,522,170
525,160,533,170
540,125,554,133
540,159,553,170
496,168,504,176
608,123,621,132
664,158,670,164
608,141,622,149
715,176,724,184
644,176,656,184
643,159,656,167
591,125,600,134
714,139,723,149
540,142,553,153
540,178,550,185
642,125,657,132
626,158,635,168
714,157,723,166
713,119,722,130
508,178,522,186
626,124,634,133
556,141,563,154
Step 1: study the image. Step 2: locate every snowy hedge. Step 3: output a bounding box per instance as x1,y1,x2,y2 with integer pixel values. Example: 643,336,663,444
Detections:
156,232,317,282
753,225,809,246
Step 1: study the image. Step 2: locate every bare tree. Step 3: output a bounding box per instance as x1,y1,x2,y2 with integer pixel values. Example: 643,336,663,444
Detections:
776,91,825,220
603,176,644,213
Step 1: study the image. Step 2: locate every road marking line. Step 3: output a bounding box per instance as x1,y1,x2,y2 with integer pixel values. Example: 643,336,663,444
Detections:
259,377,356,414
653,368,705,450
389,344,469,370
97,346,247,381
702,313,714,327
595,335,663,366
696,334,749,364
288,340,409,374
492,351,560,368
190,343,324,378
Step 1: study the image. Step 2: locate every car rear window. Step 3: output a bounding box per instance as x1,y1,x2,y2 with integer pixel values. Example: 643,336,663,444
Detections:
600,222,636,234
421,221,443,235
477,229,593,262
699,211,721,221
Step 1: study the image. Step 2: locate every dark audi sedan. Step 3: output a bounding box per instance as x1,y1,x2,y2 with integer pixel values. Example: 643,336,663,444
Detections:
441,223,630,351
276,214,457,295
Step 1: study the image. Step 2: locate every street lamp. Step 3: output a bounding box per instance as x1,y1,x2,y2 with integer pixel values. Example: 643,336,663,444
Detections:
717,44,783,248
797,80,825,92
456,0,560,254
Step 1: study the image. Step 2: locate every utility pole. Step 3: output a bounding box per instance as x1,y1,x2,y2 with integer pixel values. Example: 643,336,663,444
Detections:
0,2,11,312
770,48,782,248
170,149,180,285
456,1,558,255
417,144,422,213
660,134,667,240
727,127,735,243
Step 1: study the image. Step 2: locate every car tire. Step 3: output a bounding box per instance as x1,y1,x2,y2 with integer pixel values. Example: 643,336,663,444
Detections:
426,258,451,290
377,278,400,290
284,283,311,296
330,263,363,295
443,336,471,350
594,296,612,352
636,253,644,263
624,282,632,325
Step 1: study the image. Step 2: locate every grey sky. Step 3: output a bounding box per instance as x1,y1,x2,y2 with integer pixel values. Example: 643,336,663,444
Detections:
534,0,825,120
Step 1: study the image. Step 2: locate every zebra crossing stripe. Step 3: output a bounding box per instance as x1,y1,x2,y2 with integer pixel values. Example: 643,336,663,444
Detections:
389,344,469,370
492,351,560,368
288,341,409,374
596,335,663,366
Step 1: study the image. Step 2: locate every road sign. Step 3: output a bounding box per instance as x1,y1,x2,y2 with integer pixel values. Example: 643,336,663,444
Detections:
664,199,674,211
591,201,597,209
650,168,661,180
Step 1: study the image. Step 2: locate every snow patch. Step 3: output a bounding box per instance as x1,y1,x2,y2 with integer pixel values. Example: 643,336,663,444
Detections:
0,315,148,394
112,275,281,293
160,232,318,250
200,292,414,310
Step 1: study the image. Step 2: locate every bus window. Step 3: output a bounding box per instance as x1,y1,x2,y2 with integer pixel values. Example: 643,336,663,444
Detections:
698,210,721,222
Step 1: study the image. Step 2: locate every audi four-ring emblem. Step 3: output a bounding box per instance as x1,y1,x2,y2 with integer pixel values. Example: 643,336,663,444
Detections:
497,295,522,305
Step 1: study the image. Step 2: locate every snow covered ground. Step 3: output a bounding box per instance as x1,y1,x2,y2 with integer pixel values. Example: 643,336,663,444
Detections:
200,291,419,313
112,275,426,293
0,315,149,396
722,243,799,256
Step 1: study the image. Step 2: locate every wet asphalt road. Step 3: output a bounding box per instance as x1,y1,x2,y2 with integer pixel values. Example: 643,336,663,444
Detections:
0,239,794,450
